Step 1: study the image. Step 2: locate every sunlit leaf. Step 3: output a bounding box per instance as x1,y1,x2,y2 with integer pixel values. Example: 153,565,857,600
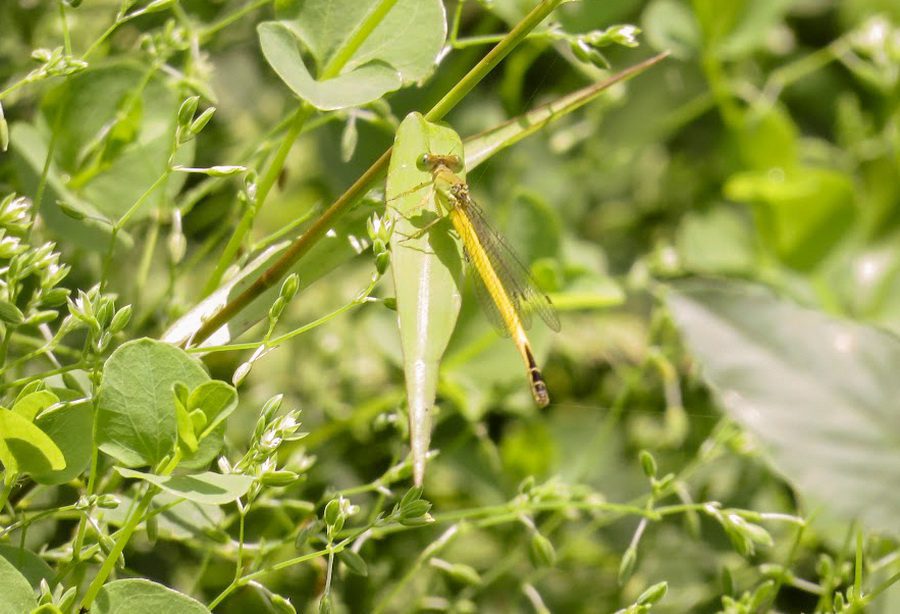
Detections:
116,467,254,505
669,279,900,535
0,409,66,476
93,579,210,613
97,339,210,467
0,556,37,614
387,112,464,485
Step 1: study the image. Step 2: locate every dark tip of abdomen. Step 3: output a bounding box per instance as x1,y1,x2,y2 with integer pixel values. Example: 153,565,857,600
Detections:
524,346,550,407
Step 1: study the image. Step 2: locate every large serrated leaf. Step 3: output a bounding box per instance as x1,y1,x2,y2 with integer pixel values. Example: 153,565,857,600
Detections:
668,278,900,535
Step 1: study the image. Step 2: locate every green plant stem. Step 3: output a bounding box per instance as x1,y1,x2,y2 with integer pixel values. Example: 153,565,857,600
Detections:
79,486,157,608
201,0,271,40
188,0,568,345
204,0,397,295
190,275,378,355
203,106,313,295
0,363,82,391
321,0,401,78
855,528,864,598
0,477,13,518
79,452,182,609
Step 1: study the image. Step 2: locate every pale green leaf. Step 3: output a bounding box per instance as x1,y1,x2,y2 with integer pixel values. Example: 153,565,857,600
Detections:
0,556,37,614
669,279,900,535
116,467,254,505
258,22,400,111
387,112,464,485
0,546,53,590
11,390,58,422
259,0,445,110
187,380,238,440
0,409,66,475
93,579,210,613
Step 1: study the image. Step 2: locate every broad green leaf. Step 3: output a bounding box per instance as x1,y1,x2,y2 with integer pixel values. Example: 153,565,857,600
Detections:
32,400,93,485
0,546,53,590
97,339,209,467
0,409,66,476
11,390,58,422
175,393,199,453
725,167,855,270
668,279,900,535
0,556,37,614
259,0,445,110
258,23,400,111
387,112,464,485
93,579,210,614
116,467,254,505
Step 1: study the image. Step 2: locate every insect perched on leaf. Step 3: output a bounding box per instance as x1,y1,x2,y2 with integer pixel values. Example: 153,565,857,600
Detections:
418,152,561,407
386,113,561,484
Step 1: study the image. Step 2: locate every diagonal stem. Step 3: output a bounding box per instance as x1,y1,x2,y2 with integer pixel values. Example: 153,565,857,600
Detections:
187,0,569,346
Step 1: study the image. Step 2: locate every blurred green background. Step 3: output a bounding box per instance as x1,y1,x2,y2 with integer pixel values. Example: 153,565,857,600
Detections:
1,0,899,612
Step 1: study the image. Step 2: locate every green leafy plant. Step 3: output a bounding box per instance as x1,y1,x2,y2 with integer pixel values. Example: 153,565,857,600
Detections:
1,0,899,612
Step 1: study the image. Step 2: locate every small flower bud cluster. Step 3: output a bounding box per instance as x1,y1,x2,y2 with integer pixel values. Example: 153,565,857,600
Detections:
66,285,133,354
367,213,394,275
220,395,309,504
563,24,642,69
0,194,81,328
26,47,87,83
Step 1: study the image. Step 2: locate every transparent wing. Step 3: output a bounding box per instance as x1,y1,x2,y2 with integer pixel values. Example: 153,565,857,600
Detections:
454,195,561,333
464,246,513,336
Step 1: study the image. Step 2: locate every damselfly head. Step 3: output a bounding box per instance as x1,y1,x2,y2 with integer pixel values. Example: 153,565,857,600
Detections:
418,153,463,173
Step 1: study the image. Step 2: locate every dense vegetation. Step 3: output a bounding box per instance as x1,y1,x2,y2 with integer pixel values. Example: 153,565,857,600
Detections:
0,0,899,612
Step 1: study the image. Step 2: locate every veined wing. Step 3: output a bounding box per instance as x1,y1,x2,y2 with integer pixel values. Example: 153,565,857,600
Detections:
453,193,561,334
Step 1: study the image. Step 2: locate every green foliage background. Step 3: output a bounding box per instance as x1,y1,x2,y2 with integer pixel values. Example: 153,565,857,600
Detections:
0,0,899,612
